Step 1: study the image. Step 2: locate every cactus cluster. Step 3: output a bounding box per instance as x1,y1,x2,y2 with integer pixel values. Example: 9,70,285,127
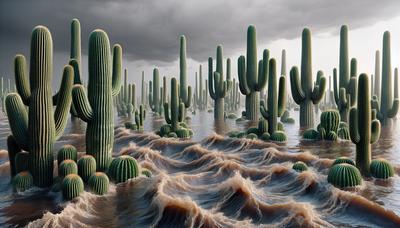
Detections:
157,78,193,139
303,110,350,141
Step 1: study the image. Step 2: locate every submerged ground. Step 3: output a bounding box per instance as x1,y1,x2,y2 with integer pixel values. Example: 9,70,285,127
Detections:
0,110,400,227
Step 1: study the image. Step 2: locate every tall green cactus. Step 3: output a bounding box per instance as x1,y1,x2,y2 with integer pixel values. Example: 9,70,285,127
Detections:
208,46,232,120
238,25,268,121
374,50,381,99
6,26,73,187
72,29,122,171
135,105,146,129
141,71,145,106
373,31,399,125
149,68,161,115
260,58,286,134
290,28,326,128
195,65,207,111
164,78,185,131
333,25,357,123
179,35,192,108
350,74,381,176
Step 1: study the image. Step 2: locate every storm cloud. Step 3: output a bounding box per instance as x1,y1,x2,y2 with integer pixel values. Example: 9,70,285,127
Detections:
1,0,400,80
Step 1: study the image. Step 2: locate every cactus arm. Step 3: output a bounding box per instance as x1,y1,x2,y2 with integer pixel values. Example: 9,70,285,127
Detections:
69,59,83,85
5,93,29,151
338,88,349,109
208,57,217,100
333,68,340,105
349,108,360,144
289,66,305,104
387,99,399,118
184,86,192,108
256,49,269,91
54,66,74,139
111,44,122,97
260,99,269,119
14,55,31,105
277,76,286,117
311,76,326,104
72,85,93,122
164,103,172,124
238,56,251,95
370,119,381,144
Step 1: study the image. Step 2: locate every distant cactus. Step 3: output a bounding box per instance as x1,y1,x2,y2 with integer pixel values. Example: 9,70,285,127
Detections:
350,74,381,176
290,28,326,128
370,159,394,179
292,161,308,172
179,35,192,109
57,145,77,166
108,155,140,183
328,164,362,188
333,25,357,123
149,68,161,115
72,30,122,171
59,159,78,178
88,172,109,195
12,171,33,192
372,31,399,125
77,155,96,182
238,25,268,121
6,26,73,187
208,46,232,120
134,105,146,130
374,50,381,99
62,174,84,200
260,58,286,135
332,157,356,166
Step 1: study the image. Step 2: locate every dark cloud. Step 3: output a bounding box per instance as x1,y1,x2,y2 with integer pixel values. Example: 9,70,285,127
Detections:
1,0,400,80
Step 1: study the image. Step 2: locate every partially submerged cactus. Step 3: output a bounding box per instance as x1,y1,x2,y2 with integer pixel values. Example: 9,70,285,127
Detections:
12,171,33,192
292,162,308,172
350,74,381,176
328,164,362,188
62,174,84,200
108,156,140,183
333,157,355,166
72,29,122,171
290,28,326,128
370,159,394,179
88,172,109,195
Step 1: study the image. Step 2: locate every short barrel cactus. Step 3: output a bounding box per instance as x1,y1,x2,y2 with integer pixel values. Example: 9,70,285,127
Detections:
370,159,394,179
12,171,33,192
292,161,308,172
62,174,84,200
108,156,140,183
88,172,109,195
328,164,362,188
57,145,78,166
59,159,78,178
77,155,97,182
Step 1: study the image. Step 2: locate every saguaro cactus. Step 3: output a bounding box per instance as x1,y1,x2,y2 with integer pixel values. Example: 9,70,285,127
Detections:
238,25,269,121
350,74,381,176
208,46,232,120
372,31,399,125
333,25,357,123
164,78,185,131
6,26,73,187
374,50,381,99
260,58,286,134
290,28,326,128
72,30,122,171
179,35,192,108
149,68,160,115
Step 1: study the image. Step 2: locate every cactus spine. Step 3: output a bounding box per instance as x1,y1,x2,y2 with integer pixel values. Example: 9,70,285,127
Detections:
260,58,286,135
238,25,268,121
208,46,232,120
350,74,381,176
6,26,73,187
290,28,326,128
72,30,122,171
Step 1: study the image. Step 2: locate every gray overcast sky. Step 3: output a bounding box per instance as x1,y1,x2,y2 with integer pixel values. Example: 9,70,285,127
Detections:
1,0,400,89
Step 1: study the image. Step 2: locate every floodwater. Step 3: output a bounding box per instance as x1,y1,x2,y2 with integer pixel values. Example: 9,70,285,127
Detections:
0,109,399,227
